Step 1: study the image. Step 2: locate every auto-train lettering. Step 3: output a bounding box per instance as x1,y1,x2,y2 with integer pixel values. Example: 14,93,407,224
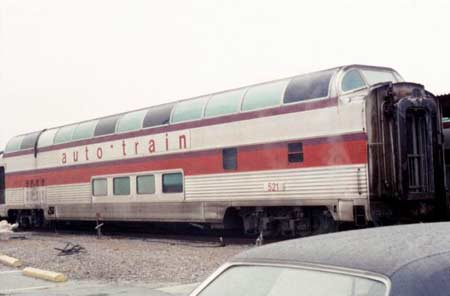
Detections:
59,132,190,165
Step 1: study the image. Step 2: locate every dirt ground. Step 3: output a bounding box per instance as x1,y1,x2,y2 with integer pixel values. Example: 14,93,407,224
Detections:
0,232,251,285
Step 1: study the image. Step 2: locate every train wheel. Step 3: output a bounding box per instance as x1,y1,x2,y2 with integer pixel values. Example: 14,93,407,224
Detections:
16,210,45,229
310,209,337,235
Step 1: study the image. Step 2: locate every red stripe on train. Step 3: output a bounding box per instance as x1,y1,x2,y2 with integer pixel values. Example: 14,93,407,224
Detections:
5,138,367,188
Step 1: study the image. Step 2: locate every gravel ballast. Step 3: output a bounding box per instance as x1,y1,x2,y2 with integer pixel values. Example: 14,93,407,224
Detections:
0,233,251,285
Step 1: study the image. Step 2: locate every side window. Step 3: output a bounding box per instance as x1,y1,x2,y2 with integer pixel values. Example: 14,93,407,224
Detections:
341,70,366,92
288,143,304,163
92,178,108,196
113,177,130,195
137,175,155,194
223,148,237,170
162,173,183,193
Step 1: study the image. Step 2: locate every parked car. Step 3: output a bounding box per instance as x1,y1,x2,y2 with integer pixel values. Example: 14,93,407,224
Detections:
189,223,450,296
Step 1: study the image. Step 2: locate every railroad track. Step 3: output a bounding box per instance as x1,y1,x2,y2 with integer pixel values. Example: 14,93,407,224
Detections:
18,221,282,246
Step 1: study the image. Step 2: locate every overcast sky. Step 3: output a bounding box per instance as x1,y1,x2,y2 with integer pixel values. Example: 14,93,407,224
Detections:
0,0,449,149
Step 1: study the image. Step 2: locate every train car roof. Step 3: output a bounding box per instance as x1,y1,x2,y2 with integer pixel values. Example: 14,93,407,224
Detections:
4,64,400,154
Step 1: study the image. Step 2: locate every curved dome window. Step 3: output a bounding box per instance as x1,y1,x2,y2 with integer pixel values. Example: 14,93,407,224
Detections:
5,135,25,153
341,70,366,92
171,97,208,124
143,104,174,128
205,89,246,118
20,132,41,150
54,125,77,144
284,69,335,104
38,129,58,148
94,115,121,137
116,110,147,133
72,120,98,141
242,80,288,112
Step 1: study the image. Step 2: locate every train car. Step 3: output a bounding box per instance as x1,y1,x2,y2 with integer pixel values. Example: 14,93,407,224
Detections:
0,65,446,236
438,94,450,189
0,152,4,209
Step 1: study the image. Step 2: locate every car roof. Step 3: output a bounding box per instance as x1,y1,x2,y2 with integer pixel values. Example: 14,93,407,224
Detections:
231,222,450,277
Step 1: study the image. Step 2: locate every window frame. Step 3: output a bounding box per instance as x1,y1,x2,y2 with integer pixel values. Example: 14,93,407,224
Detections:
288,142,304,163
92,178,108,197
136,174,156,195
162,172,184,193
113,176,131,196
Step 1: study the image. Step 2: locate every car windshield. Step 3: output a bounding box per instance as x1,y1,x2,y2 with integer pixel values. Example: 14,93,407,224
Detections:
196,265,387,296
